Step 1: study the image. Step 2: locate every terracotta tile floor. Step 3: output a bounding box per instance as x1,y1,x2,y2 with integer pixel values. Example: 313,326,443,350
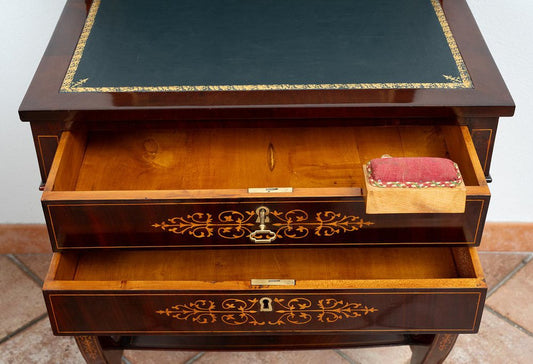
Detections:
0,224,532,364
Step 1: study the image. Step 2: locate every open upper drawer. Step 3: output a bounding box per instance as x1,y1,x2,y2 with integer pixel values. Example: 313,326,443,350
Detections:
43,246,486,335
42,125,490,250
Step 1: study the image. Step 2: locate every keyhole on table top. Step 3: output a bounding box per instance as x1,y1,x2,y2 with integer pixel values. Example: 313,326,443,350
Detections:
260,297,273,312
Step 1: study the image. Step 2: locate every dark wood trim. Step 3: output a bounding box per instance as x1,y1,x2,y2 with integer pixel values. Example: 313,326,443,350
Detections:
410,334,459,364
74,336,122,364
466,117,499,180
19,0,514,123
115,332,413,351
30,121,62,184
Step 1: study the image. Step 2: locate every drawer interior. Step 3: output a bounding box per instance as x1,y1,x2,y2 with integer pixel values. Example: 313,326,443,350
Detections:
50,247,481,284
49,125,487,192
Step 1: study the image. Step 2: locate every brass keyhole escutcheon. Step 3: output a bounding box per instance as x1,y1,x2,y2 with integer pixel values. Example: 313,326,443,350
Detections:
260,297,273,312
249,206,276,244
255,206,271,227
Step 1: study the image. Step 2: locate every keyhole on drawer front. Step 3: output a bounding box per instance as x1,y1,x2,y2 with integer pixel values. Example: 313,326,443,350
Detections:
260,297,273,312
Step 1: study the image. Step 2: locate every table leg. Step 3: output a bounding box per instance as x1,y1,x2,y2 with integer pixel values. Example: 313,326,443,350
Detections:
410,334,458,364
75,336,123,364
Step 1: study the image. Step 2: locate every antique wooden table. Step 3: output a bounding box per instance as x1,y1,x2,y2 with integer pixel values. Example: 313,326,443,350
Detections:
20,0,514,363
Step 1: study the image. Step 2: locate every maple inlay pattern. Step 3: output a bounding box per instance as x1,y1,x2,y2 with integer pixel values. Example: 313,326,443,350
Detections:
157,298,378,326
152,209,374,240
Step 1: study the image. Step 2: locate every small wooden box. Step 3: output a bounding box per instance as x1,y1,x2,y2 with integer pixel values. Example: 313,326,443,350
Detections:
362,162,466,214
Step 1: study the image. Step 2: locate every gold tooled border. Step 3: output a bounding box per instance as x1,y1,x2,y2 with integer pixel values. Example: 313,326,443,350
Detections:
61,0,472,92
60,0,100,92
432,0,473,88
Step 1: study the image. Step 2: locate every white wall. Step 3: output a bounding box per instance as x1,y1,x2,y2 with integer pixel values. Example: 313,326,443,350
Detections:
1,0,66,223
0,0,531,223
466,0,533,221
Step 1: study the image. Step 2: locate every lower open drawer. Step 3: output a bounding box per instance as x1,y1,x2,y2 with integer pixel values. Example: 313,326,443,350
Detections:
44,246,486,335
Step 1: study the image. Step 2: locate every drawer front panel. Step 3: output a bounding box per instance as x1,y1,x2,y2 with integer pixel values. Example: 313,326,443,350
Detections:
46,291,484,335
44,198,489,250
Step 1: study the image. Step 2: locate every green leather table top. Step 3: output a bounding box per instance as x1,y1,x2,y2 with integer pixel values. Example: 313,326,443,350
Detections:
61,0,472,92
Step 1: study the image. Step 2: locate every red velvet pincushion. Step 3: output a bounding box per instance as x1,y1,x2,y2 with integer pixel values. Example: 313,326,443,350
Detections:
367,157,462,188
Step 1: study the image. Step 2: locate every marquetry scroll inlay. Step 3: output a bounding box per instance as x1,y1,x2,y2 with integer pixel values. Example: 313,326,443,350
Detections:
152,211,255,239
152,209,373,240
268,298,378,325
270,210,373,239
157,298,378,326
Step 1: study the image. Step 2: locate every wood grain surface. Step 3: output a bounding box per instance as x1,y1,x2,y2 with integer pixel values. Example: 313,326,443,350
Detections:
43,248,486,335
47,125,486,192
